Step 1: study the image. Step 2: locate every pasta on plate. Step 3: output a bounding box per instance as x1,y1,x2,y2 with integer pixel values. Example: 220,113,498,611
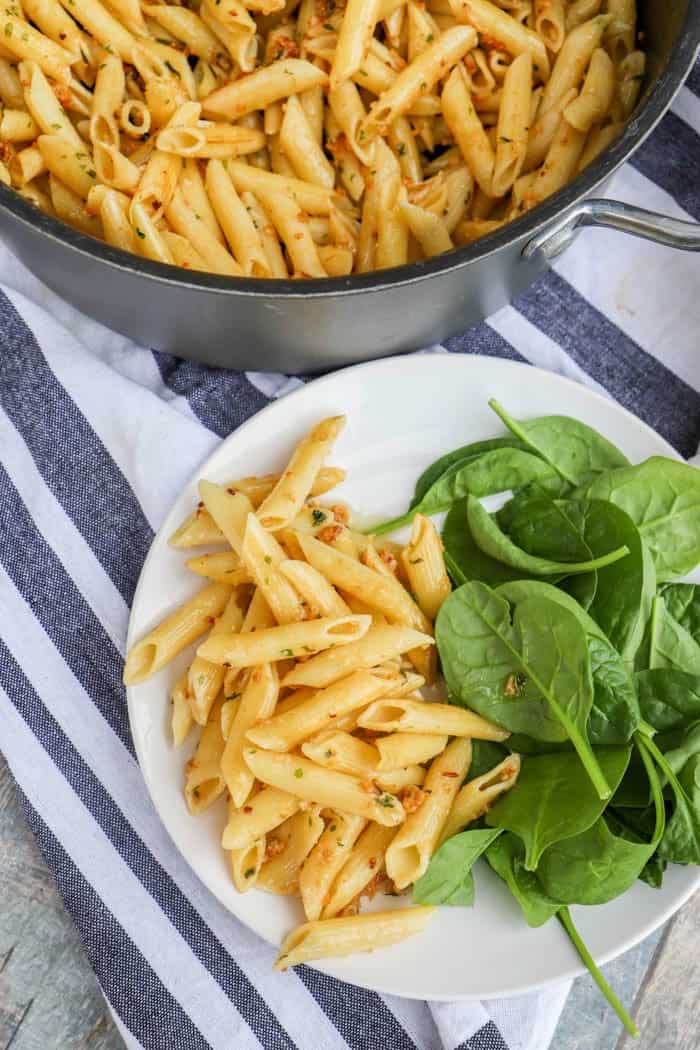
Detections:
0,0,644,278
124,414,522,970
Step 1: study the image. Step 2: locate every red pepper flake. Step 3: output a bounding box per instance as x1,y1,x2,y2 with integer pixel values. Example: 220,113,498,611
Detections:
442,771,459,777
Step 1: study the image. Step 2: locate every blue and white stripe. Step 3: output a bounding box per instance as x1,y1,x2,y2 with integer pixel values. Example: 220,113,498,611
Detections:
0,56,698,1050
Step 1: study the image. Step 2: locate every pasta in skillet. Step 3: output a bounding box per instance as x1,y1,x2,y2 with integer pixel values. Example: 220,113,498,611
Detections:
0,0,645,277
124,414,522,970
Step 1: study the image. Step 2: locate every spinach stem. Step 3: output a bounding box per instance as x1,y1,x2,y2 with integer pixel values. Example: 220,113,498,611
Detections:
444,550,467,587
635,732,667,845
558,908,638,1038
363,510,414,536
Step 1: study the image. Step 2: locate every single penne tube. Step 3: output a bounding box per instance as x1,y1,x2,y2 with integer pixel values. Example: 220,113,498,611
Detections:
123,581,232,685
442,63,495,195
274,907,434,969
240,587,277,632
202,58,328,120
298,534,432,635
0,108,39,142
236,466,346,508
563,47,615,132
226,160,337,215
240,512,307,624
185,551,252,586
243,749,406,825
400,514,452,622
257,806,325,894
523,114,587,208
230,833,266,892
615,49,645,121
170,672,194,747
221,662,279,805
576,120,621,172
56,0,135,60
205,159,270,276
197,480,253,554
165,187,243,276
566,0,601,29
329,79,370,166
357,698,510,740
438,754,521,845
322,821,396,916
375,732,448,770
301,728,380,779
522,86,577,172
448,0,550,81
491,50,532,197
299,811,367,921
178,155,226,245
278,560,351,618
156,123,265,159
142,3,221,61
19,60,82,147
197,614,372,666
331,0,379,88
185,696,227,813
360,25,477,141
222,785,300,850
397,195,452,259
240,190,290,275
376,764,427,791
539,14,611,115
130,200,175,264
36,135,97,199
187,592,245,725
247,669,394,751
256,416,346,531
385,737,472,887
257,186,327,278
279,94,335,189
282,623,433,689
2,14,74,84
0,57,25,108
99,188,138,253
388,115,423,183
534,0,566,52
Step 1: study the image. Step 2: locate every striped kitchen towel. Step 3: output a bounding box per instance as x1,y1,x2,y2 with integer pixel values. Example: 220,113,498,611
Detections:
0,57,698,1050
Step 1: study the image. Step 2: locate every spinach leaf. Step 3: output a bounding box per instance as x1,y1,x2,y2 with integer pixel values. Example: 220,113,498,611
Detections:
558,909,638,1037
412,828,503,905
636,670,700,732
438,582,613,796
576,457,700,581
467,496,630,577
497,486,592,562
497,580,640,746
443,500,530,586
639,852,667,888
412,437,527,508
560,570,598,611
638,732,700,865
488,399,629,486
575,500,655,662
371,449,557,535
636,596,700,675
657,721,700,778
538,740,664,905
485,747,631,869
485,833,561,926
658,583,700,643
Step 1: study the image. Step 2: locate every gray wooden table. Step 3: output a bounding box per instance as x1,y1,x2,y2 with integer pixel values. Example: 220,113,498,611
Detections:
1,752,697,1050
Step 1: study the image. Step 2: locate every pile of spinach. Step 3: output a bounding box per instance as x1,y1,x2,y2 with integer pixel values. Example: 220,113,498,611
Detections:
371,399,700,1037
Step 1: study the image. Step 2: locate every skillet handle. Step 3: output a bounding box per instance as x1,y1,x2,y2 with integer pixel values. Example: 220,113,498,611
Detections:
523,197,700,262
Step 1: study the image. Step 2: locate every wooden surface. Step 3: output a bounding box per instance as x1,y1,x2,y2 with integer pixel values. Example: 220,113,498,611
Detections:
1,750,698,1050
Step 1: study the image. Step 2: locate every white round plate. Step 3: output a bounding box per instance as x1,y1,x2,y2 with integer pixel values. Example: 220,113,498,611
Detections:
127,354,700,1001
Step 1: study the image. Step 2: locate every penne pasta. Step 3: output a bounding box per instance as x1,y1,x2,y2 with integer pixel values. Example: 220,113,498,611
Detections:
197,614,372,666
299,810,367,920
375,731,448,770
322,821,396,917
357,698,510,739
185,696,227,813
222,785,300,850
282,623,432,689
257,806,325,893
246,668,394,751
187,591,246,725
230,831,266,892
278,559,351,617
170,672,194,747
438,754,521,845
400,514,452,621
274,907,434,969
123,581,232,684
385,737,472,887
243,749,406,825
